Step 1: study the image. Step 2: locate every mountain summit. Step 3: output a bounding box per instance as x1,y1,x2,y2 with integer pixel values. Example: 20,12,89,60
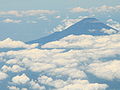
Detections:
28,18,118,45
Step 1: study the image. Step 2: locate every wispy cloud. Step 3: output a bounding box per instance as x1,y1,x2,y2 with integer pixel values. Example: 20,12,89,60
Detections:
70,5,120,13
1,18,22,23
0,10,57,17
70,7,88,13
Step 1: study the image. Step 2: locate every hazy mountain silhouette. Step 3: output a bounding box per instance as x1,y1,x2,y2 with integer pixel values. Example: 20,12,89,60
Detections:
28,18,118,45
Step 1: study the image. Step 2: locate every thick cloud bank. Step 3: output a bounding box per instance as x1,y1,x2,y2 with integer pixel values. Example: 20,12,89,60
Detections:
0,34,120,90
42,34,120,49
0,38,38,49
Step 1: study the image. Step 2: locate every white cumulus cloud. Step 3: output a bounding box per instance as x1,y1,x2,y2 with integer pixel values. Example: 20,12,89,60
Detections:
0,38,39,49
87,60,120,80
12,74,30,84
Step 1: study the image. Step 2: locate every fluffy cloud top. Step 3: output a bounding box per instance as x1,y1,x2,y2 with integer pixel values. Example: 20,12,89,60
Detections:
2,65,25,73
29,80,45,90
0,34,120,89
59,81,108,90
12,74,30,84
50,67,87,79
42,34,120,49
0,38,39,49
87,60,120,80
29,62,56,72
38,76,108,90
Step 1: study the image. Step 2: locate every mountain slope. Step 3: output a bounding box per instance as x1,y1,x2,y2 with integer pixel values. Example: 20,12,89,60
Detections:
28,18,118,45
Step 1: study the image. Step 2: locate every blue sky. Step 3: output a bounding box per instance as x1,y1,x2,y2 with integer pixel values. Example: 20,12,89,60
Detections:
0,0,120,10
0,0,120,41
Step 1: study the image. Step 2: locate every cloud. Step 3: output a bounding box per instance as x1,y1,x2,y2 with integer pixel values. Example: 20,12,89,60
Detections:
1,18,22,23
29,62,56,72
70,5,120,13
3,48,64,61
87,60,120,80
100,28,117,34
8,86,20,90
59,81,108,90
38,75,67,88
0,33,120,89
22,10,56,16
1,65,25,73
38,76,53,84
38,15,48,20
70,7,88,13
93,5,120,12
0,38,39,49
38,76,108,90
0,10,56,17
42,34,120,49
6,59,18,65
0,11,21,17
106,19,120,32
12,74,30,84
55,16,61,19
49,67,87,79
29,80,45,90
21,88,27,90
0,71,8,80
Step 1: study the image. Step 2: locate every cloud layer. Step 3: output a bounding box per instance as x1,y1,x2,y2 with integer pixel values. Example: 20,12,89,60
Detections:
0,38,38,49
0,33,120,89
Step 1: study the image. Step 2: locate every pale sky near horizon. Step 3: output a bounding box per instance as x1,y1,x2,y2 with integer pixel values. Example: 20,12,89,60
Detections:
0,0,120,41
0,0,120,10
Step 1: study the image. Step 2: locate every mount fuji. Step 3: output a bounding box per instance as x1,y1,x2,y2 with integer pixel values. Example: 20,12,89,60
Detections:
28,18,118,45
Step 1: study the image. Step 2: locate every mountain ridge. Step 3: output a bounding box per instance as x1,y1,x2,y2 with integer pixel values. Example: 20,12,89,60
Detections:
27,17,118,45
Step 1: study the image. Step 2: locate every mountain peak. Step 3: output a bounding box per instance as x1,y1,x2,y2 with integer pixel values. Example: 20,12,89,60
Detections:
83,17,97,20
27,17,118,45
81,17,98,22
80,18,101,24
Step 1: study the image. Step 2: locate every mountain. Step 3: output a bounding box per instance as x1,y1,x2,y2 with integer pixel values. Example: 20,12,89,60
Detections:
27,18,118,45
